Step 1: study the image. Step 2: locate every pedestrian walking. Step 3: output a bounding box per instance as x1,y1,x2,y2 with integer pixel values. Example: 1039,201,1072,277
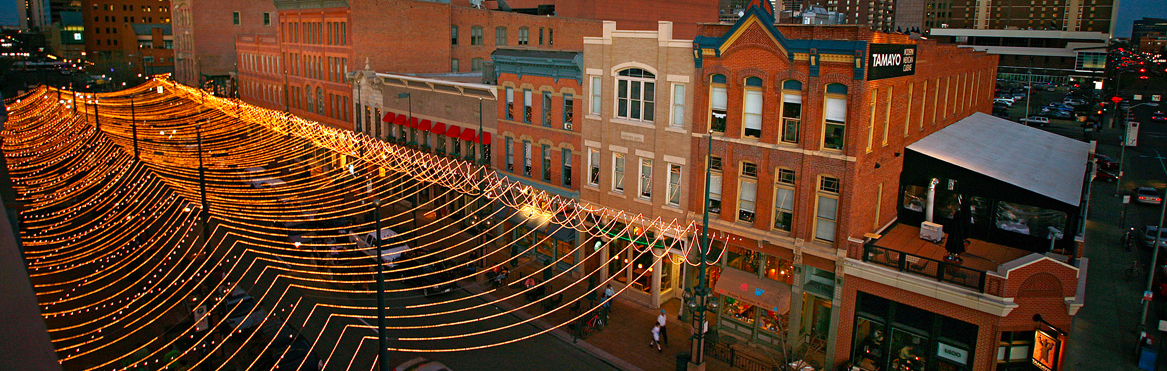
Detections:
603,284,615,312
657,309,668,345
650,324,662,352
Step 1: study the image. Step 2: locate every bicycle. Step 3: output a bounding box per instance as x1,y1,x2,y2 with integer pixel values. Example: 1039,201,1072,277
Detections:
1125,260,1143,280
574,306,608,339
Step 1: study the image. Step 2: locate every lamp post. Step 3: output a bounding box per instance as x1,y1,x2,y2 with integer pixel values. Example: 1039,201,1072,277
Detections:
1139,149,1167,336
196,123,209,238
687,130,720,369
1116,102,1160,195
373,198,389,371
1024,70,1033,123
93,97,101,132
398,92,413,146
1111,69,1138,128
130,93,140,161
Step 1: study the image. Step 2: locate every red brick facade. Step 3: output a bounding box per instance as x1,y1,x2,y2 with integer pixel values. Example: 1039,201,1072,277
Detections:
236,33,284,112
448,0,718,39
81,0,172,58
171,0,277,88
275,6,352,129
493,71,583,195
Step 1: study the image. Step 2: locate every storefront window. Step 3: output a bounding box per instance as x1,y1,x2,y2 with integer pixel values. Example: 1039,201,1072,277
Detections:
995,200,1067,239
764,256,795,285
853,317,887,370
903,185,925,212
535,231,552,257
760,309,787,335
890,329,927,371
516,225,532,247
502,222,515,244
608,240,630,284
632,250,654,293
661,252,676,294
722,296,755,325
803,266,836,298
557,240,575,265
801,293,832,340
727,245,760,273
706,265,722,288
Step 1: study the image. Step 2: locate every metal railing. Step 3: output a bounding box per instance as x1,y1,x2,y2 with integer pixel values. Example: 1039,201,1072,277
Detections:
862,244,987,292
706,338,778,371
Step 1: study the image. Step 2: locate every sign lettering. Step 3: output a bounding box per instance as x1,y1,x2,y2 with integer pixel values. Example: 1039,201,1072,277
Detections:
867,44,918,80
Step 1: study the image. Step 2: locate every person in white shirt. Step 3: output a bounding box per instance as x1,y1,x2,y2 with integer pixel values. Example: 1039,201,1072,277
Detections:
650,324,662,352
602,284,615,312
656,309,668,345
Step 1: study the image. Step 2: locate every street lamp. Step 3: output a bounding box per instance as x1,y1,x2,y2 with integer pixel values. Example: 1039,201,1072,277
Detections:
687,130,720,369
196,123,209,238
1116,102,1160,195
372,198,389,371
397,92,413,146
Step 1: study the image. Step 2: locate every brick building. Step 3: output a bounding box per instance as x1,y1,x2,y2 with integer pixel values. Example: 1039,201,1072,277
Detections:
80,0,171,60
275,2,352,129
236,33,283,111
171,0,277,94
117,23,174,76
580,21,697,308
685,0,998,367
459,0,718,39
490,47,584,274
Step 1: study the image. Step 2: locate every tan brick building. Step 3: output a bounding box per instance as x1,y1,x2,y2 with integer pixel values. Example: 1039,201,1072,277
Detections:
580,21,697,308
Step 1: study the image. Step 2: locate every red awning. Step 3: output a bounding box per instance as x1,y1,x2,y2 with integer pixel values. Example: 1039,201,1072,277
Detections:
393,115,406,126
431,122,446,134
460,128,476,142
382,112,396,123
480,132,492,145
417,119,432,132
407,117,418,128
445,125,462,138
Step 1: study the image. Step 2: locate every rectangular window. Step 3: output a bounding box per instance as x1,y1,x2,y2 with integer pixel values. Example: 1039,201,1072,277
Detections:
518,27,529,45
562,149,572,187
523,141,532,176
539,27,544,45
263,12,270,26
920,81,928,130
590,76,602,116
672,84,686,128
815,176,840,242
563,94,574,130
904,83,914,137
781,91,802,143
233,11,239,25
472,58,483,72
613,153,625,192
451,59,459,72
882,86,893,146
505,138,514,172
616,75,654,122
588,148,600,186
542,144,552,182
523,90,533,123
543,92,552,127
773,169,795,232
744,89,763,138
709,157,723,214
824,97,847,150
471,26,483,45
711,86,727,133
451,25,458,45
496,27,507,45
549,28,553,45
639,158,653,199
506,88,514,120
738,162,758,222
667,164,682,206
866,92,877,152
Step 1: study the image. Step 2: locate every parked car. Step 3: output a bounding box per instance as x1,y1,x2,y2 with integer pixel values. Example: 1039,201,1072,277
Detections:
1152,111,1167,122
268,325,322,371
347,227,411,267
1139,226,1167,250
1095,154,1119,171
1019,116,1050,126
1063,98,1086,106
1039,108,1071,119
1135,187,1163,205
1047,103,1073,111
1011,92,1027,100
396,249,459,297
394,357,451,371
1094,170,1117,182
225,297,266,333
994,98,1015,107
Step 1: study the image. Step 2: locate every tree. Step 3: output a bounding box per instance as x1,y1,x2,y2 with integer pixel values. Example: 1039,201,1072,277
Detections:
762,316,829,371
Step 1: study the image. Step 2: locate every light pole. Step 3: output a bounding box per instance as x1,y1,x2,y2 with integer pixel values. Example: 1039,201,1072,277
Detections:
196,123,209,238
1111,69,1138,128
1023,70,1033,122
93,97,101,132
130,93,140,161
398,92,413,146
686,131,720,369
373,198,389,371
1116,102,1160,195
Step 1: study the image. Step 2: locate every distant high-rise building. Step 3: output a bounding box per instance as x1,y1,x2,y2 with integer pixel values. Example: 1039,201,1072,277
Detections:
1132,18,1167,51
917,0,1116,33
80,0,172,60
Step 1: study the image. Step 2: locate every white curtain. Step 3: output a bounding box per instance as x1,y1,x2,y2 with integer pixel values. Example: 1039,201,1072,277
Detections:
825,97,847,122
744,90,763,130
712,87,727,110
739,181,757,211
709,173,723,199
784,93,802,104
816,196,838,241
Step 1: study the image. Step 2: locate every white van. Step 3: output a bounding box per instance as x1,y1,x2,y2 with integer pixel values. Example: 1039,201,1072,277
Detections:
348,228,410,266
243,167,287,189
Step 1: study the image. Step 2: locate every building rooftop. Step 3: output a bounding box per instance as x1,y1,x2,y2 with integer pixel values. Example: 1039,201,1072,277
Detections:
870,223,1032,274
907,112,1089,207
928,28,1110,40
130,24,172,36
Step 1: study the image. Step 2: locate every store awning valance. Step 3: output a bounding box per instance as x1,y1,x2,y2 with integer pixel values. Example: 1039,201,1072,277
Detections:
480,132,492,145
393,115,406,126
431,122,446,135
713,268,791,315
407,117,418,128
417,119,432,132
460,128,476,142
445,125,462,138
382,112,396,123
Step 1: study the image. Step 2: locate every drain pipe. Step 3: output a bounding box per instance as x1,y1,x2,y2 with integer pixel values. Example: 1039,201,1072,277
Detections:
926,178,940,223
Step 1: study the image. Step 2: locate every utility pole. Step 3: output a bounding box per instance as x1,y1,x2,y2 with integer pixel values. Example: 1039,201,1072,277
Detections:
689,131,716,369
373,198,389,371
196,123,209,238
130,94,140,160
93,97,101,132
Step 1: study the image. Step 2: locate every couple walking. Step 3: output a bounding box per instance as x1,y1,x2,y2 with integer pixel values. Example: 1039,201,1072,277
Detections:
650,309,669,352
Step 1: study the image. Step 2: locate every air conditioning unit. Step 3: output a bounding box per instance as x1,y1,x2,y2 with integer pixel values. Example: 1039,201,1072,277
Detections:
920,221,944,243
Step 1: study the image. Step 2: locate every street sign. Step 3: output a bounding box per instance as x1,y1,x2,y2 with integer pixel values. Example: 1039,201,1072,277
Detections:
1145,290,1154,302
1127,122,1141,147
1125,195,1132,204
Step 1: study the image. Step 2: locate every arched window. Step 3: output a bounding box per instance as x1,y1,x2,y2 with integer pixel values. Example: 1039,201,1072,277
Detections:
743,77,763,139
304,84,312,111
615,68,655,122
709,74,727,133
315,87,324,115
780,80,802,144
822,83,848,150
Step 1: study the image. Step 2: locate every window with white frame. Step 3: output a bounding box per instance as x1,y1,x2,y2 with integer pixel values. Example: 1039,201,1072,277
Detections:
495,27,506,46
710,74,727,133
671,84,685,129
613,153,625,192
505,137,514,172
518,27,529,45
639,158,653,199
823,83,848,151
615,68,655,122
815,176,840,242
743,77,763,139
781,80,802,144
505,87,514,120
588,148,600,186
773,168,795,232
709,156,722,214
738,162,758,222
523,141,532,177
590,76,601,116
667,164,682,206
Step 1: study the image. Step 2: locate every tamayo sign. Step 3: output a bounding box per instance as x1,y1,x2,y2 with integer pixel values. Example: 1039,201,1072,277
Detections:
867,43,917,80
